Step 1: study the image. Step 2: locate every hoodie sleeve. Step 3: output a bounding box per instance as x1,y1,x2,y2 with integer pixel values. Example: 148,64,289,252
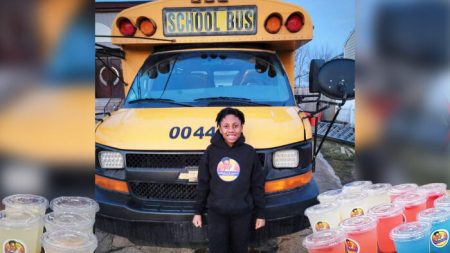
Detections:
251,152,266,219
194,149,210,215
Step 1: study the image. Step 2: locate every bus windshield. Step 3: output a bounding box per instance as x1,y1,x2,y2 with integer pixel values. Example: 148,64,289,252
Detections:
124,50,295,108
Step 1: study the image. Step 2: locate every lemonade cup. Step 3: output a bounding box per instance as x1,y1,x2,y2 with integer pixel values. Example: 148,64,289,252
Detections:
302,229,346,253
393,192,427,222
42,230,98,253
339,215,378,253
368,204,405,253
44,212,95,234
419,183,447,208
0,210,41,253
50,196,99,221
342,181,372,194
305,203,341,233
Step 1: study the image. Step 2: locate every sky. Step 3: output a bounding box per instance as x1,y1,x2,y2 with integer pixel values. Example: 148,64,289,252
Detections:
284,0,355,55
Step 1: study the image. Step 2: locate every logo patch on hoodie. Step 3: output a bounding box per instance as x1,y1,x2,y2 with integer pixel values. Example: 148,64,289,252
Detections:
217,157,240,182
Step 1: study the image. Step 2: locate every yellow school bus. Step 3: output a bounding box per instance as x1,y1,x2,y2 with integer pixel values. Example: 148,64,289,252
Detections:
95,0,340,246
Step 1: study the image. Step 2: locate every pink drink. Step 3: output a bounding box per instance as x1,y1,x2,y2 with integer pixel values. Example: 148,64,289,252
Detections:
388,183,418,202
419,183,447,208
394,192,427,222
340,216,378,253
303,230,346,253
368,204,405,253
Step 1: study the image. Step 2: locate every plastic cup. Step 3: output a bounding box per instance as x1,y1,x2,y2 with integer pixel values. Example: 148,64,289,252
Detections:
417,208,450,253
44,212,95,234
317,189,343,204
394,192,427,222
339,215,378,253
388,183,418,202
0,210,41,253
390,222,431,253
302,229,346,253
2,194,48,217
337,192,369,220
342,181,372,194
363,183,392,209
419,183,447,208
435,195,450,211
305,203,341,233
42,230,98,253
50,196,99,221
368,204,405,253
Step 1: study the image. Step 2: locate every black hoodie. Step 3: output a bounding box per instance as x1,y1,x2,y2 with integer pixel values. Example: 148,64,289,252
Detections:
194,130,266,219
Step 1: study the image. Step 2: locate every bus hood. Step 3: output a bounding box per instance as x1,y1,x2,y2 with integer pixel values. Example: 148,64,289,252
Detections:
95,107,312,150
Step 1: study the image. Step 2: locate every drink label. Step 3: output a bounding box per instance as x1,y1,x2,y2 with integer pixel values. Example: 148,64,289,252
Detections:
314,221,330,231
431,229,449,248
3,239,27,253
350,208,364,217
345,238,360,253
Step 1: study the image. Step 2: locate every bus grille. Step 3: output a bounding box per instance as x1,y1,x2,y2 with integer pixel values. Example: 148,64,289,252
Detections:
126,153,265,168
130,182,197,201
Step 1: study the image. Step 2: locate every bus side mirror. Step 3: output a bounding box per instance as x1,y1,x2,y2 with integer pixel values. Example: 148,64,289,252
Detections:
309,58,355,100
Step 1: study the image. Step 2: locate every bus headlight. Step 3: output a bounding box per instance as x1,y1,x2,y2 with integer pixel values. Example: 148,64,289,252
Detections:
99,151,124,169
273,149,299,168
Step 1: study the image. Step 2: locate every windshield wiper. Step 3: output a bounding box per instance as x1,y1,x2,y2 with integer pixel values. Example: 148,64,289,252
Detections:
127,98,192,107
194,96,270,106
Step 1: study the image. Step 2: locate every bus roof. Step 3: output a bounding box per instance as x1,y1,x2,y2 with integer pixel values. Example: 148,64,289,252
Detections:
111,0,313,50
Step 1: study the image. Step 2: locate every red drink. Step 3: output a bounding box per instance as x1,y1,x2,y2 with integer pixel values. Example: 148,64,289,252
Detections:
368,204,405,253
419,183,447,208
388,183,418,202
394,192,427,222
303,230,346,253
340,216,378,253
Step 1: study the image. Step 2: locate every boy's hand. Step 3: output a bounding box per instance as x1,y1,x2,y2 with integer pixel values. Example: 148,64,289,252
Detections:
255,218,265,230
192,214,202,228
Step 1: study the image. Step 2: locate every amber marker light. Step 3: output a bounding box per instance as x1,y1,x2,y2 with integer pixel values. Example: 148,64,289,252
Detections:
95,175,129,194
265,14,282,34
138,17,157,36
265,171,313,193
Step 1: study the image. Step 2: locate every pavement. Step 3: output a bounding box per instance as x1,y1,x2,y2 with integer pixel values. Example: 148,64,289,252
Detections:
94,153,342,253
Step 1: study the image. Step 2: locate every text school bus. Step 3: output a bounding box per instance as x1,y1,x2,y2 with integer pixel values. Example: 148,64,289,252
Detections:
95,0,354,246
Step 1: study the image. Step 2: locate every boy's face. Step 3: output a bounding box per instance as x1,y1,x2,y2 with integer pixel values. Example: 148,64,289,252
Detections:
219,114,243,147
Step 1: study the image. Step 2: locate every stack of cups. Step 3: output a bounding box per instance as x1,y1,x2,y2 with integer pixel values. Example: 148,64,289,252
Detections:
435,195,450,211
419,183,447,208
0,210,42,253
42,230,98,253
368,204,405,253
339,215,378,253
50,196,99,221
305,203,341,232
417,208,450,253
2,194,48,253
388,183,418,202
342,181,372,194
394,192,427,222
317,189,343,204
390,222,431,253
302,229,346,253
363,183,392,209
337,192,369,219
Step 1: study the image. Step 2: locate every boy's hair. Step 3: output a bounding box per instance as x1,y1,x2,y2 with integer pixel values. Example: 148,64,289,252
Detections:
215,107,245,126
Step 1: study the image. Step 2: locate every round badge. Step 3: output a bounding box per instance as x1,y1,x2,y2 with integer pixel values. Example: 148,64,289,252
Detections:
350,208,364,217
431,229,449,248
315,221,330,231
217,157,240,182
345,238,360,253
3,239,26,253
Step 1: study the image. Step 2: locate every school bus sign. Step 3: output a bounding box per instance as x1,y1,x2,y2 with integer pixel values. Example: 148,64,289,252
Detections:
163,6,257,36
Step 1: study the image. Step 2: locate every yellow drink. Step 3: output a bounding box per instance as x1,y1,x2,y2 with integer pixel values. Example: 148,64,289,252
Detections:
50,196,99,221
338,192,369,220
0,210,41,253
363,183,392,209
44,212,94,234
305,203,341,233
42,230,97,253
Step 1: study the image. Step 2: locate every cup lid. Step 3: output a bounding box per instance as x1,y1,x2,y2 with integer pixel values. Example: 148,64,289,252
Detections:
42,230,97,252
50,196,99,214
368,203,404,218
389,183,418,196
363,183,392,195
317,189,343,203
337,192,368,203
45,212,94,231
0,210,40,228
419,183,447,196
435,195,450,209
305,203,339,216
343,181,373,193
390,222,431,242
302,229,346,249
417,208,450,224
2,194,49,210
394,192,427,207
339,215,377,233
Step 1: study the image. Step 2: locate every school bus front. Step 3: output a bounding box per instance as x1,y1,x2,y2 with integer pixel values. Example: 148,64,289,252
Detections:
95,0,318,245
